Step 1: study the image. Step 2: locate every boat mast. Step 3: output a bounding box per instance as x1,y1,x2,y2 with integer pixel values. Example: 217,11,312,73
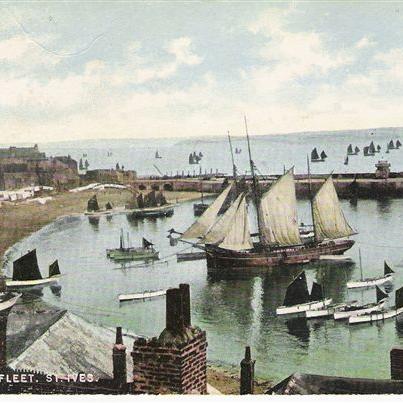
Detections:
227,131,237,186
359,248,363,281
306,155,317,242
244,116,263,244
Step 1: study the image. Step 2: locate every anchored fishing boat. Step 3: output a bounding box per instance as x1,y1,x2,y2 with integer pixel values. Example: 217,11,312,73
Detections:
333,286,388,320
130,190,174,218
348,286,403,324
347,261,394,289
84,195,113,216
347,144,358,155
155,150,162,159
305,301,359,319
344,156,349,165
6,250,61,288
276,272,332,315
107,230,158,261
311,148,323,162
320,150,327,160
363,146,375,156
355,146,360,154
118,289,166,302
193,181,209,216
396,139,402,149
388,140,395,150
177,121,356,273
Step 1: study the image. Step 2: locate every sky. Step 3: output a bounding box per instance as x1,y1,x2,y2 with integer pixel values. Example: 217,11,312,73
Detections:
1,1,403,143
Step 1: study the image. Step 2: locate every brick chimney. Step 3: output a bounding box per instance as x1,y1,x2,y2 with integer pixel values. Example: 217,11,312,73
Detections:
132,284,207,394
112,327,127,388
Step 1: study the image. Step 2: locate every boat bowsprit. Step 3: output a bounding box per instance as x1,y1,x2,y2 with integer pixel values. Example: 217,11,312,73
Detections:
347,261,394,289
333,286,389,320
348,286,403,324
6,250,61,288
118,289,166,302
276,272,332,316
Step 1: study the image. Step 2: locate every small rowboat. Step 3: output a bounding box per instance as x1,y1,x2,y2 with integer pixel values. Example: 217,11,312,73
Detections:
0,292,21,312
118,289,166,302
349,285,403,324
319,255,353,263
347,261,394,289
6,276,61,288
277,298,332,316
305,301,358,319
348,307,403,324
176,252,206,262
130,204,174,218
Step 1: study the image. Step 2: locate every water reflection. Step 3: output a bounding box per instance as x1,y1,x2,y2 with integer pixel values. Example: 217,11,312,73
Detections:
50,284,62,297
376,198,392,215
88,216,100,228
285,317,310,345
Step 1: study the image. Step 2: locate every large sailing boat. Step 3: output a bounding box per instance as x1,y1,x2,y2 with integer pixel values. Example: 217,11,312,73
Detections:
179,121,356,273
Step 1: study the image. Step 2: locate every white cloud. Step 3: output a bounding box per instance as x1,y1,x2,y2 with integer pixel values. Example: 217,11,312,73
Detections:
355,36,377,49
166,37,202,66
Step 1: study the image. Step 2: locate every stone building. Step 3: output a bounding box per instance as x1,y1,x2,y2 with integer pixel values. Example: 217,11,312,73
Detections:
0,145,79,190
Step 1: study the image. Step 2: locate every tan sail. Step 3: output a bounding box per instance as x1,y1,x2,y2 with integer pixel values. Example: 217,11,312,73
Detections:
312,176,356,241
259,169,302,246
202,192,244,244
181,184,232,240
219,195,253,251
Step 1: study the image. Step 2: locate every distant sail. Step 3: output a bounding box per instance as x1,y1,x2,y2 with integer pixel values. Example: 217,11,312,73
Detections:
283,271,310,306
142,238,154,248
344,156,349,165
202,192,244,244
376,286,388,303
13,249,42,281
49,260,60,277
354,146,360,153
377,144,381,152
218,195,253,251
312,176,356,241
87,195,99,212
259,169,302,246
311,148,320,161
320,150,327,159
396,140,402,148
369,141,376,154
384,261,394,275
310,282,323,302
181,184,232,240
347,144,353,154
396,286,403,309
389,140,395,149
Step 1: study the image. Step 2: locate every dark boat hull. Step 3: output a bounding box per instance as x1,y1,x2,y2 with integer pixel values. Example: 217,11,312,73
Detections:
206,239,355,273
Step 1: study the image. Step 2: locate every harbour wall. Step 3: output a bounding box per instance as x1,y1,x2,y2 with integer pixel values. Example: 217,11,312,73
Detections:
131,172,403,199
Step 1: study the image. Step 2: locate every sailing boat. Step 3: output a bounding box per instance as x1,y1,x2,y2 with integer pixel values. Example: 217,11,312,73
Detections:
107,230,159,261
349,285,403,324
347,260,394,289
334,286,388,320
376,144,381,153
6,250,61,288
320,150,327,160
396,139,402,149
388,140,395,150
193,181,209,216
311,148,322,162
155,150,162,159
130,190,174,218
354,146,360,154
363,146,375,156
369,141,376,154
344,156,349,165
276,272,332,315
347,144,355,155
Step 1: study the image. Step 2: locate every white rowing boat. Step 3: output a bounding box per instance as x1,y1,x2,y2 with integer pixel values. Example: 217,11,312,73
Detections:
347,274,392,289
305,301,358,319
6,275,60,288
349,307,403,324
277,298,332,315
118,289,166,302
334,299,387,320
0,293,21,311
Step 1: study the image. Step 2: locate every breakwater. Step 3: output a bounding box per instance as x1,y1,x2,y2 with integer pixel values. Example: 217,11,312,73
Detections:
132,171,403,199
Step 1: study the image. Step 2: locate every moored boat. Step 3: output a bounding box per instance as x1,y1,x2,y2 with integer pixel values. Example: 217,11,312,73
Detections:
311,148,323,162
107,231,159,261
276,272,332,316
6,250,61,288
129,190,174,218
348,286,403,324
119,289,166,302
347,261,394,289
176,251,206,261
396,139,402,149
333,286,388,320
305,301,358,319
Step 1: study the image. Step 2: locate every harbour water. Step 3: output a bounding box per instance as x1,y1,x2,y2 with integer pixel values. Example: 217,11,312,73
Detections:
4,196,403,382
39,127,403,177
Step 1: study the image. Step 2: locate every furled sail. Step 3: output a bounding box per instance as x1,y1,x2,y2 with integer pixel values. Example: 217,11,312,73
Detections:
181,184,232,240
218,194,253,251
13,249,42,281
259,169,302,246
312,176,356,241
202,192,244,244
283,271,310,306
